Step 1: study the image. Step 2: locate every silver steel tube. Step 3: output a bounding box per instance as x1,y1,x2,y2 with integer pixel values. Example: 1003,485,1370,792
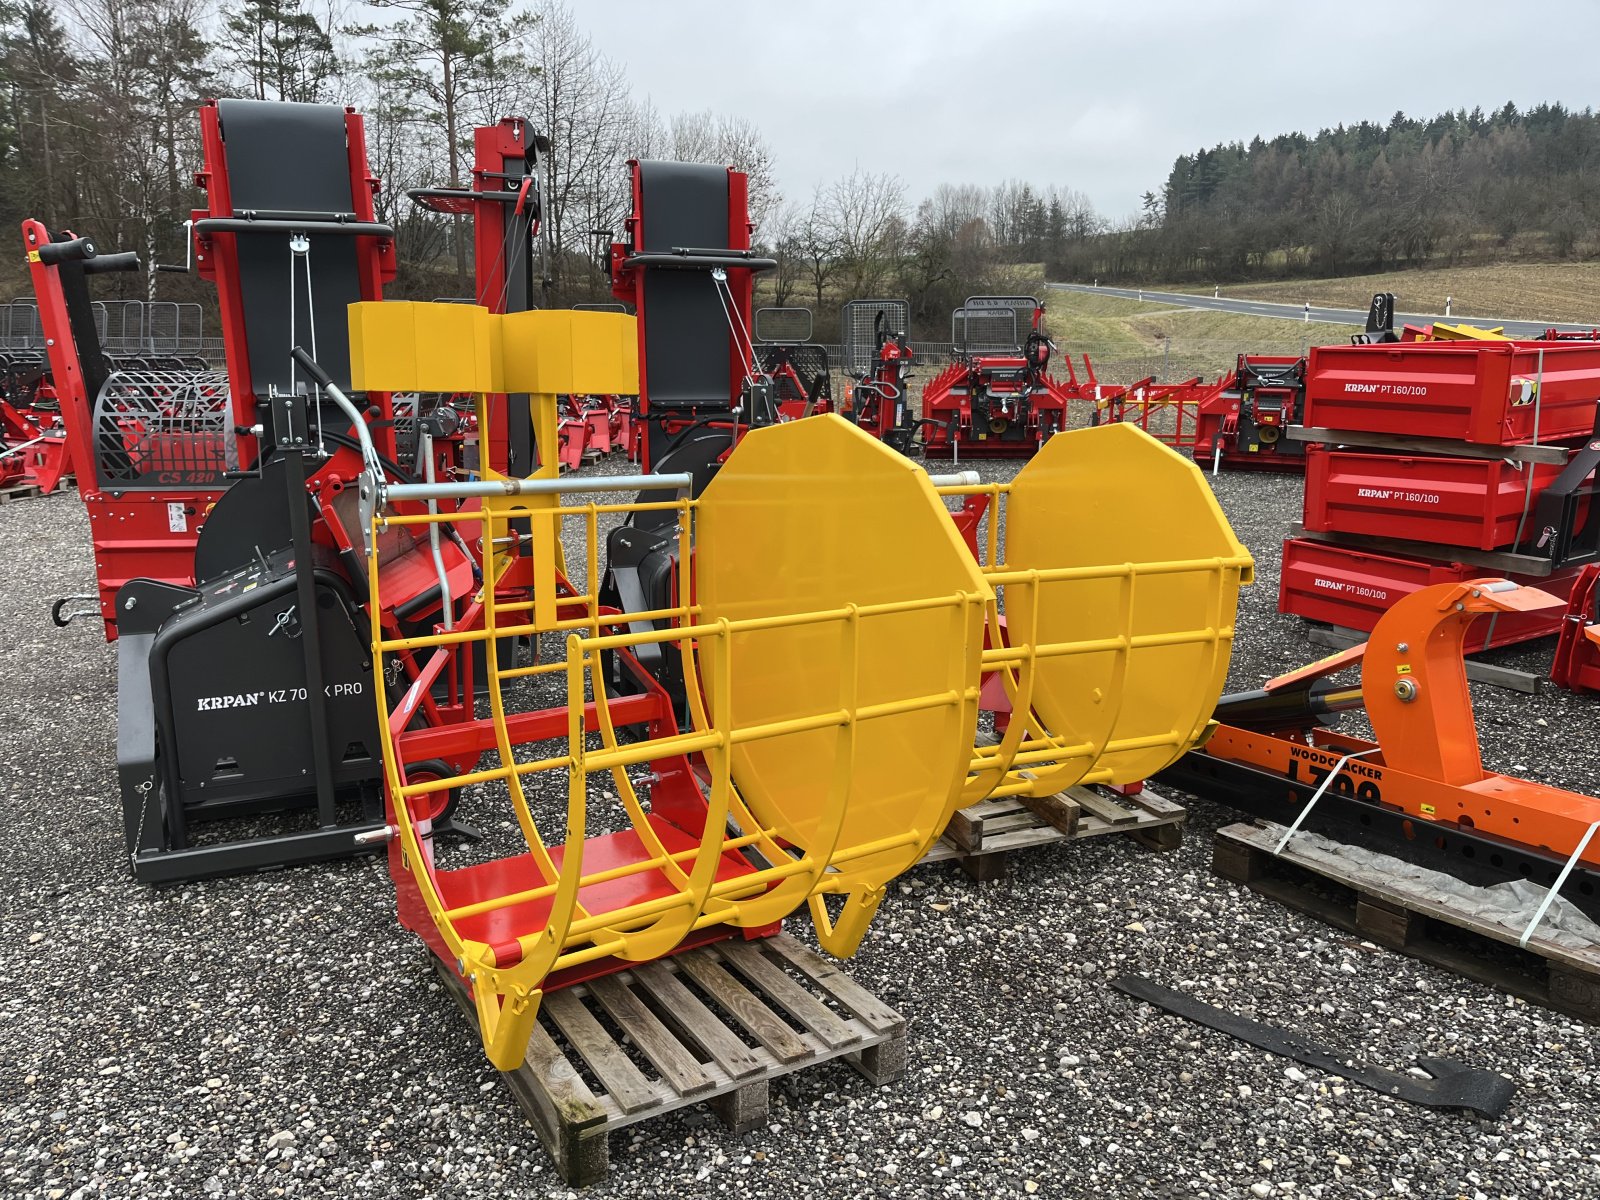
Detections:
384,472,693,504
927,471,981,487
420,426,453,632
317,379,384,479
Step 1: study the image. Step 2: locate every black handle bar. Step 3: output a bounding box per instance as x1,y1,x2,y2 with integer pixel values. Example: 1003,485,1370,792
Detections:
84,252,141,275
290,346,338,392
194,218,395,238
35,237,95,265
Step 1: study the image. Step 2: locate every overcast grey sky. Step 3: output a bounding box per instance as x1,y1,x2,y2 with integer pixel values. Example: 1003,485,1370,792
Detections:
575,0,1600,219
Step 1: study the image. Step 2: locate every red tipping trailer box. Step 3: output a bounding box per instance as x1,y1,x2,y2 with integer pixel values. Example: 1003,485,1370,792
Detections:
1304,341,1600,446
1303,447,1574,551
1279,537,1578,652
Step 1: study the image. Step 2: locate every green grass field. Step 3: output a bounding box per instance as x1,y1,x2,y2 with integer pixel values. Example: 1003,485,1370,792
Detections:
1043,291,1356,384
1160,262,1600,325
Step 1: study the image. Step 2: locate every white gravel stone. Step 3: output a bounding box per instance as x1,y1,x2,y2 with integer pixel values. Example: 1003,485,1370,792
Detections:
1,458,1595,1200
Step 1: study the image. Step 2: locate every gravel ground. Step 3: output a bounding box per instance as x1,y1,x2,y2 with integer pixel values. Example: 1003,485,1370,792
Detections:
2,457,1598,1200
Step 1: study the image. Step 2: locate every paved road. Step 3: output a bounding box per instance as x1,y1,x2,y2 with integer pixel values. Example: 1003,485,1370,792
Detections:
1046,282,1596,338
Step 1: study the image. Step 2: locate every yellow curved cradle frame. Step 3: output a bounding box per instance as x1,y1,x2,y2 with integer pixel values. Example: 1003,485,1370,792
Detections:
953,423,1254,808
351,302,1252,1070
371,415,992,1068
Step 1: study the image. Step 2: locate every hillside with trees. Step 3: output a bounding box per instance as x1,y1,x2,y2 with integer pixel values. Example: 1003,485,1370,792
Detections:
0,3,1590,332
0,0,777,307
1050,104,1600,286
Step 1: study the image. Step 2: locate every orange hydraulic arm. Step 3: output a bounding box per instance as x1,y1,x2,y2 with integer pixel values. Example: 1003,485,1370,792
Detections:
1197,579,1600,872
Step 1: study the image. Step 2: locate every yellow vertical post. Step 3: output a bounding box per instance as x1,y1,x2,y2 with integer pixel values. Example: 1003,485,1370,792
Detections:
349,302,638,632
527,388,561,630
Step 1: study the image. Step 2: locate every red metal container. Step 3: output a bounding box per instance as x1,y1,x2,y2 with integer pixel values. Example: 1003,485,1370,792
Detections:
1278,537,1577,651
1303,341,1600,445
1302,447,1567,551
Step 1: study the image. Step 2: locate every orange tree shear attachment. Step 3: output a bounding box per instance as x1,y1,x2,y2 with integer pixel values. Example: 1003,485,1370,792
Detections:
1176,578,1600,889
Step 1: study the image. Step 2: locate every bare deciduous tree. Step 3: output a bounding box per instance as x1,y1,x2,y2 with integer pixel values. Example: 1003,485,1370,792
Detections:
663,108,780,232
823,167,905,295
524,0,632,301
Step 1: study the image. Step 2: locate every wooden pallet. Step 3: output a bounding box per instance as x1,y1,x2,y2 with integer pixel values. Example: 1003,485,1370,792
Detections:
438,932,905,1185
920,782,1187,881
1305,624,1545,694
1214,821,1600,1022
0,482,43,505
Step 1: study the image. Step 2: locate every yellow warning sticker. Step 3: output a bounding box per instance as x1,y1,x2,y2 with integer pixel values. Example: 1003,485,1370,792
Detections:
1420,803,1436,815
25,250,39,263
1396,664,1412,674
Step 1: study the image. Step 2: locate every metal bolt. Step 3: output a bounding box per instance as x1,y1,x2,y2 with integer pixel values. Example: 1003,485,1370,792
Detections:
123,596,137,610
1396,642,1408,652
1394,678,1419,702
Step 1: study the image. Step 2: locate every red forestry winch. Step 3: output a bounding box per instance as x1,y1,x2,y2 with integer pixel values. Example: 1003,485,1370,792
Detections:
838,298,919,453
1191,354,1307,472
754,304,834,424
921,297,1077,458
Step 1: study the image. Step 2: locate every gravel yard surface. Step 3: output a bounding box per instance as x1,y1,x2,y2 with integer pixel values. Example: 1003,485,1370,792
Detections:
2,458,1598,1200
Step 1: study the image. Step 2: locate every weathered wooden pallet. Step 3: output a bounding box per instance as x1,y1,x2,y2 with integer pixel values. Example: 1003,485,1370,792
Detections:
920,782,1187,881
437,932,905,1186
1304,623,1545,694
0,482,43,505
1214,820,1600,1022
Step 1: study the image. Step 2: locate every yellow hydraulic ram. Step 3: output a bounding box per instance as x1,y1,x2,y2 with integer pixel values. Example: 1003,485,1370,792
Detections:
348,300,1251,1069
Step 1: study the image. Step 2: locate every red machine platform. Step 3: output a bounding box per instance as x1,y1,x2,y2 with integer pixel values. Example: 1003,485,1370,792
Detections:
1302,447,1582,552
1303,340,1600,446
1279,536,1578,651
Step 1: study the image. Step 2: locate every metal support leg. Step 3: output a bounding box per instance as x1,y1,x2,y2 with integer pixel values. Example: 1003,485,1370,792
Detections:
285,447,339,827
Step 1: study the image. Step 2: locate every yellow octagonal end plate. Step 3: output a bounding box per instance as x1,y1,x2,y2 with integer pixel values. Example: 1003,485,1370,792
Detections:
695,415,990,877
1006,422,1252,785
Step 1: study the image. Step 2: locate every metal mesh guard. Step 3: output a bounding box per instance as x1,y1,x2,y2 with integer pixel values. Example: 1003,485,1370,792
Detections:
954,295,1033,354
753,307,813,345
758,345,831,403
0,302,42,352
92,368,231,488
841,299,910,376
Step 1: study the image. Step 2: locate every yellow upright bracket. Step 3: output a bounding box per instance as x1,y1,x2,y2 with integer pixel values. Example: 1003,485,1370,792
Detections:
347,301,637,397
348,300,638,624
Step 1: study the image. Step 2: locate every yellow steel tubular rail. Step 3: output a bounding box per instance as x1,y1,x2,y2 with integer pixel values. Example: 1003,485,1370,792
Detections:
937,422,1253,808
373,416,989,1068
